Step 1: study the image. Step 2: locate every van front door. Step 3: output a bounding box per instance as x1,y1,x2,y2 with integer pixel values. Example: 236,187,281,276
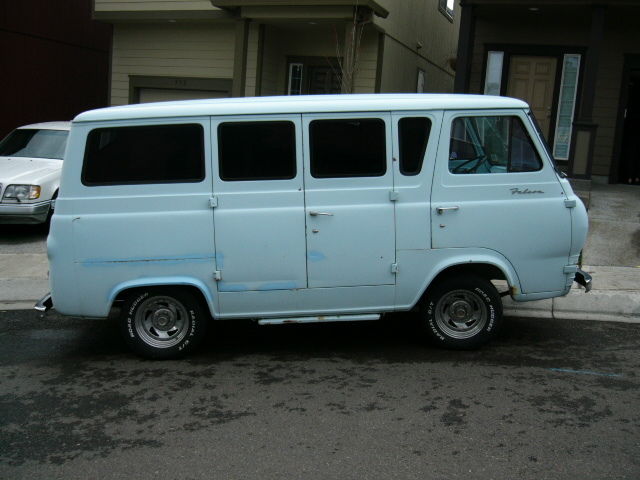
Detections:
302,113,396,288
431,111,571,294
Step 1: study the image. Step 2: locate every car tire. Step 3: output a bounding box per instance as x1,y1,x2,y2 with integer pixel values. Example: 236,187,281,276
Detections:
419,274,502,349
121,287,208,359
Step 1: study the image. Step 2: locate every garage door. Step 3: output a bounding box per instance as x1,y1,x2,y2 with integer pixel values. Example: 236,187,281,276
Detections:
138,88,228,103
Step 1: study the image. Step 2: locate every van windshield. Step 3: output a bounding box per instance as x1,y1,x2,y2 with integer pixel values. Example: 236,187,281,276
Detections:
0,129,69,160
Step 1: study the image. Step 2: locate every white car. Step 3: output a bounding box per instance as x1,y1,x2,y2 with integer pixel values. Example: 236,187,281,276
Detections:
0,121,70,224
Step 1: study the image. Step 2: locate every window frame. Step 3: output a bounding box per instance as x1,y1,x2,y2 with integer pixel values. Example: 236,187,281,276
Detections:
285,56,342,95
81,122,206,187
447,113,545,175
217,120,297,182
438,0,455,22
398,116,432,176
308,117,388,179
553,54,581,160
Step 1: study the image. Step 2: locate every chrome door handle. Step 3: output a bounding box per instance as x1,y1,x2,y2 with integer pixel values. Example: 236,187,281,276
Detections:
309,211,334,216
436,206,460,215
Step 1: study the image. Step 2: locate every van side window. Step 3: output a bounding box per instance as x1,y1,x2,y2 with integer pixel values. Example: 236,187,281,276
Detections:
82,124,204,186
218,121,296,181
310,118,386,178
398,117,431,175
449,116,542,174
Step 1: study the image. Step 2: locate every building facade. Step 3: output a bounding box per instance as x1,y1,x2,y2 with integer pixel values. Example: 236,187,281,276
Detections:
454,0,640,184
94,0,460,104
0,0,111,138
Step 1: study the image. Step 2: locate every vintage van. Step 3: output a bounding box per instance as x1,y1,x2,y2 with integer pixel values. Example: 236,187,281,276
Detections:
38,94,591,358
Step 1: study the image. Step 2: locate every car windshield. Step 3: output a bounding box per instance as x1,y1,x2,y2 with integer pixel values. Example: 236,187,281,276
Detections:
0,128,68,160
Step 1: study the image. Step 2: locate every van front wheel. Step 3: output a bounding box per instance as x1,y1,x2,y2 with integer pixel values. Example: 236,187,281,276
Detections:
121,288,207,359
420,275,502,349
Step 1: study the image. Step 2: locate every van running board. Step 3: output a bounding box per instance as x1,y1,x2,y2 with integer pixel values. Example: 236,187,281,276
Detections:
258,314,380,325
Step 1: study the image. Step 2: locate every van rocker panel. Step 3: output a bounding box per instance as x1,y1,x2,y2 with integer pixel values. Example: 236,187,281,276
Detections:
217,285,395,319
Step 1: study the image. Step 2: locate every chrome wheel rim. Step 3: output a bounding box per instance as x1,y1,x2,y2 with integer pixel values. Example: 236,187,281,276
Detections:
434,289,487,339
134,296,190,349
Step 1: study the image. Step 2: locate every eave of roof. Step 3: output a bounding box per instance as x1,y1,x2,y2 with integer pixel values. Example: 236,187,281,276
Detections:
211,0,389,18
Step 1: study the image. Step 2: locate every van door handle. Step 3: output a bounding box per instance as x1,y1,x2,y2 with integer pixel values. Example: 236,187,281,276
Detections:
436,206,460,215
309,211,334,216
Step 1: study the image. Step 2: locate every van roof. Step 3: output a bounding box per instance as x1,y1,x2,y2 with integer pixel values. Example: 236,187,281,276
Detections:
18,121,71,131
74,94,529,123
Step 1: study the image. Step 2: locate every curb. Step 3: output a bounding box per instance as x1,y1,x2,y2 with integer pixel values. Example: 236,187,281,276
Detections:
504,289,640,323
0,301,42,312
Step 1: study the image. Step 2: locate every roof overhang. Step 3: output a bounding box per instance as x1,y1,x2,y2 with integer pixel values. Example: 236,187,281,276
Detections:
93,9,233,23
211,0,389,18
463,0,639,5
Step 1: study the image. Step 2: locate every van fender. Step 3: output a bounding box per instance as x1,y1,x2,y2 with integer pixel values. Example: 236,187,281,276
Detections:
409,248,522,308
108,276,217,317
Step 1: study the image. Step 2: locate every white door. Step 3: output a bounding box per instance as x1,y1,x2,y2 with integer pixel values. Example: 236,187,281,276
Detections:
211,116,307,295
302,113,396,288
431,111,571,294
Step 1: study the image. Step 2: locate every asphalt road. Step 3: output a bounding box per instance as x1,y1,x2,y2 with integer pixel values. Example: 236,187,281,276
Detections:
0,310,638,480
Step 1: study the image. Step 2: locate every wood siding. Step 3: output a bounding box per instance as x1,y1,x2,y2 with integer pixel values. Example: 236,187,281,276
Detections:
380,35,454,93
244,23,260,96
375,0,459,93
110,23,235,105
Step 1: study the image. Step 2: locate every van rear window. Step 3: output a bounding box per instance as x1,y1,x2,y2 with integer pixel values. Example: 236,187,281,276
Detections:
398,117,431,175
82,124,204,186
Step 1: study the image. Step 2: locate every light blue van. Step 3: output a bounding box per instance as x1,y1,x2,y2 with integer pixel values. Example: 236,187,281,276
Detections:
37,94,591,358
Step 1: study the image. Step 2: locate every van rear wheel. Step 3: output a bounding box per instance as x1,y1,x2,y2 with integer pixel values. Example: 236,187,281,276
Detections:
420,275,502,349
120,288,207,359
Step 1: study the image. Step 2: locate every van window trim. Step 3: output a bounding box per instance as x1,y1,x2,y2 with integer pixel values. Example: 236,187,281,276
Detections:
446,110,546,175
306,114,391,180
216,119,298,182
80,122,207,187
397,116,433,176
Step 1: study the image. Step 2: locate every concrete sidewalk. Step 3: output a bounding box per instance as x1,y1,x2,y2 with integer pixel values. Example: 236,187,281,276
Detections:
0,253,49,310
1,182,639,323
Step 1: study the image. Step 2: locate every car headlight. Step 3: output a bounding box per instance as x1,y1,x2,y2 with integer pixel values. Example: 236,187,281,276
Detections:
2,184,41,201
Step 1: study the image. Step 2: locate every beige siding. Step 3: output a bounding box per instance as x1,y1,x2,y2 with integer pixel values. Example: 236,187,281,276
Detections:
380,36,454,93
245,23,260,96
375,0,459,88
259,25,283,96
352,29,378,94
95,0,218,12
110,23,234,105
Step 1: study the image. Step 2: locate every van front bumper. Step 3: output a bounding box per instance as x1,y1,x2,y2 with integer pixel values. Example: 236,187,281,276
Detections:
0,201,51,224
574,269,593,292
35,293,53,312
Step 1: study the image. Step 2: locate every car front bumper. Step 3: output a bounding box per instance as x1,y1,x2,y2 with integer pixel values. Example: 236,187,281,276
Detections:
0,200,51,224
